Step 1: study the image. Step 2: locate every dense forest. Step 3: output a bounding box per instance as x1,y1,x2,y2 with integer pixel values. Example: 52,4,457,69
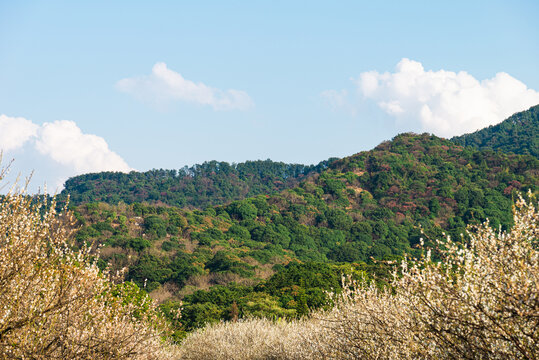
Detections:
69,132,538,335
452,104,538,157
60,159,337,208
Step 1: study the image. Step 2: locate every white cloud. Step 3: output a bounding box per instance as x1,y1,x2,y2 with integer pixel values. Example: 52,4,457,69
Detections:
116,62,254,111
0,115,132,191
324,58,539,137
0,115,39,151
35,120,131,174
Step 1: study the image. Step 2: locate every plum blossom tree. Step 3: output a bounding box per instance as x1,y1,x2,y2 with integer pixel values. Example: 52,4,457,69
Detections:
0,166,178,359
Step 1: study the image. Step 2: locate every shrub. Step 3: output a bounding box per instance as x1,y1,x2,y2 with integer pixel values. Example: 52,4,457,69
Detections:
128,237,152,251
162,238,180,252
144,215,167,238
226,200,258,221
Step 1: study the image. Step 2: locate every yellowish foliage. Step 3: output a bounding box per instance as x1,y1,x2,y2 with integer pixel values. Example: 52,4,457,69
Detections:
177,317,324,360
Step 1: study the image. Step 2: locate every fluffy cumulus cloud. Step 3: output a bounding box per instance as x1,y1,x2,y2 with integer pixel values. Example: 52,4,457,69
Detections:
0,115,39,151
0,115,132,190
324,58,539,137
116,62,254,111
35,120,131,174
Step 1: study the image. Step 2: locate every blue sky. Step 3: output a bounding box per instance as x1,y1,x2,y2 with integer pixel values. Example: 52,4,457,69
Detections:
1,1,539,192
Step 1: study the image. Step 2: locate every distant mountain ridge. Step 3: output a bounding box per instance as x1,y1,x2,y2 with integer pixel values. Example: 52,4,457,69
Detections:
452,104,539,157
64,105,539,209
62,106,538,209
61,159,337,208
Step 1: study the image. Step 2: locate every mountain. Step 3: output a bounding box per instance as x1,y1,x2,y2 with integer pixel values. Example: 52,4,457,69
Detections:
69,133,538,331
60,159,336,208
61,106,538,210
452,104,539,157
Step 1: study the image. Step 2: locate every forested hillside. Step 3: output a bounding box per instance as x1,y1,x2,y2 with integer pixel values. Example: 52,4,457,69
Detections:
452,104,539,157
61,159,336,208
60,105,538,211
70,133,538,334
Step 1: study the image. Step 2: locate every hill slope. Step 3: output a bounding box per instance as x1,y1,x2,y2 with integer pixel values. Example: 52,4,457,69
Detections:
70,133,539,330
452,104,539,157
